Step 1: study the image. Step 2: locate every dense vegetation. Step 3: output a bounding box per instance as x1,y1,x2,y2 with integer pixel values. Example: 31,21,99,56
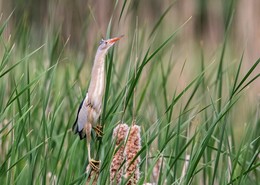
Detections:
0,1,259,184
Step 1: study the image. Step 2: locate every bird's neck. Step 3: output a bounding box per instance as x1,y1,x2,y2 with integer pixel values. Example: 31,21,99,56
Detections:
87,50,107,100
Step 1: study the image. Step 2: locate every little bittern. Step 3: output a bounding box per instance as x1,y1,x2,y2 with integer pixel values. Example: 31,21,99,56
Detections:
73,36,123,171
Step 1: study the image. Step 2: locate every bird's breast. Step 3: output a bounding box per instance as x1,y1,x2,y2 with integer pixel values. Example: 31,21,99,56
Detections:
83,94,101,124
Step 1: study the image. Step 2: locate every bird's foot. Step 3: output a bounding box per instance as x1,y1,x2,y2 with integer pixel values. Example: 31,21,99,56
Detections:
93,125,103,138
89,159,100,171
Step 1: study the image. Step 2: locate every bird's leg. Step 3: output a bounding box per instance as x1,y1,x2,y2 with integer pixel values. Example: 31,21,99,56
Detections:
93,124,103,138
86,123,100,171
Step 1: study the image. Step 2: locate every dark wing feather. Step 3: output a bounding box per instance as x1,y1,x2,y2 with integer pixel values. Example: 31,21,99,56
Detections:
72,100,86,140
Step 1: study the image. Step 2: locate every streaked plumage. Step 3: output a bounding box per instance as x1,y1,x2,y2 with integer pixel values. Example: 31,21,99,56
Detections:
72,36,123,170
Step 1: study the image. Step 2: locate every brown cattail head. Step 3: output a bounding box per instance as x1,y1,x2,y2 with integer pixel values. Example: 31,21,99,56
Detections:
110,123,129,184
125,125,141,185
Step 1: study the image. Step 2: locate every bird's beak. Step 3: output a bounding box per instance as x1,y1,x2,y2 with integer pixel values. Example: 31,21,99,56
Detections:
107,35,124,44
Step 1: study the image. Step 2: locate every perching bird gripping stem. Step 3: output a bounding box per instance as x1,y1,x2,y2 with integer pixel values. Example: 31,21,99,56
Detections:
73,35,123,171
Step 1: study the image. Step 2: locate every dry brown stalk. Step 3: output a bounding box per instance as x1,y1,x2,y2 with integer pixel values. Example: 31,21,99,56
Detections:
152,157,163,183
86,164,99,185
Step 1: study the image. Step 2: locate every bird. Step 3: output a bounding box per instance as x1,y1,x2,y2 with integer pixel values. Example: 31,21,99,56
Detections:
73,36,123,171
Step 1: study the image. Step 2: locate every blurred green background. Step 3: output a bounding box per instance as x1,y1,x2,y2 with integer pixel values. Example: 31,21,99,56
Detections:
0,0,259,184
0,0,259,88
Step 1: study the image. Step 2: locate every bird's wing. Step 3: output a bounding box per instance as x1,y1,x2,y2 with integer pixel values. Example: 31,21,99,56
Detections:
72,99,83,131
72,97,87,140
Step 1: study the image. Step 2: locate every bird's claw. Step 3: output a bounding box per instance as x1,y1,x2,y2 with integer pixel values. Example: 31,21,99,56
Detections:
89,159,100,171
93,125,103,138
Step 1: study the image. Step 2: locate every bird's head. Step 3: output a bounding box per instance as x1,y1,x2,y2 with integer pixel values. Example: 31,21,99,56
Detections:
98,35,123,52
